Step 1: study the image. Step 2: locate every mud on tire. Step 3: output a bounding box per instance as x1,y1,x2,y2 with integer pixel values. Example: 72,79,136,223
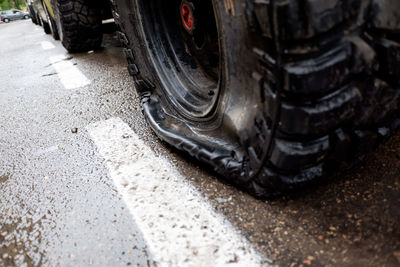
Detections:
111,0,400,198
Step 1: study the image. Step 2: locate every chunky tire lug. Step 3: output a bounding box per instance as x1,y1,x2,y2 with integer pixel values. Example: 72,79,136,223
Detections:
112,0,400,198
54,0,103,52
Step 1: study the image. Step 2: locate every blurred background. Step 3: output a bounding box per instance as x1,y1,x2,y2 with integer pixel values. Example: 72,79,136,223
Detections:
0,0,26,11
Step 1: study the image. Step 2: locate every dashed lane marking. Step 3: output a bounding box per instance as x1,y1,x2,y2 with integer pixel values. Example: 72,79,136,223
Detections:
49,55,90,89
87,117,270,267
40,41,55,50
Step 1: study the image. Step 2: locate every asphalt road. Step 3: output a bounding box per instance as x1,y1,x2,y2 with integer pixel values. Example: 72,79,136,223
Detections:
1,20,399,267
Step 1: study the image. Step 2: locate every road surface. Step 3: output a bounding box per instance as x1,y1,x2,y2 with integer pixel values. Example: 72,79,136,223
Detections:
0,20,399,267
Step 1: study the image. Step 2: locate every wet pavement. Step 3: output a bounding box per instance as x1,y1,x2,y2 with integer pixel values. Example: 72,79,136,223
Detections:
1,20,399,267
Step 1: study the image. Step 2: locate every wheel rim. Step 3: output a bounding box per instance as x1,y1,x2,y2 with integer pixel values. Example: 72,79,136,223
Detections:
139,0,221,119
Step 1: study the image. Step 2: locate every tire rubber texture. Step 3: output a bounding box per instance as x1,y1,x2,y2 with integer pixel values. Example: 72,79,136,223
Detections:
111,0,400,198
54,0,103,52
40,15,51,34
36,13,42,26
28,5,38,25
43,3,59,40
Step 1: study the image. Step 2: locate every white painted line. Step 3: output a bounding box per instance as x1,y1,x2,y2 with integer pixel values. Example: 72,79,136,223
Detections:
102,18,115,24
40,41,55,50
87,118,269,267
49,55,90,89
34,145,59,156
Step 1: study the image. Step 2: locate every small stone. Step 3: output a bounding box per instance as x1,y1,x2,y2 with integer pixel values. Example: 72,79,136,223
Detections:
5,234,12,241
122,133,131,139
303,259,312,265
215,197,228,203
227,254,238,263
71,128,78,134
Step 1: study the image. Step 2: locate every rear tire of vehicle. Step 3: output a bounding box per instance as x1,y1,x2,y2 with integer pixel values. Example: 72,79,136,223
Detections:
43,3,59,40
30,16,38,24
112,0,400,198
3,18,10,23
36,13,42,26
53,0,103,53
28,6,38,24
42,19,51,34
24,15,29,20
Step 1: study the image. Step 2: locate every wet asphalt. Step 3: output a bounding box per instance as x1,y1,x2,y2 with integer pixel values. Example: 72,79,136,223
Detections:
1,20,399,267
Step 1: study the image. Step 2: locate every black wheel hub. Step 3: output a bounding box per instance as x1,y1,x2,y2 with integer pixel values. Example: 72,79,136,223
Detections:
141,0,221,119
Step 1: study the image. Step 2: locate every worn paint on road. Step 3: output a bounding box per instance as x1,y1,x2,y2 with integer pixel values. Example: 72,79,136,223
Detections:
87,117,270,266
1,20,399,267
49,55,90,89
40,41,55,50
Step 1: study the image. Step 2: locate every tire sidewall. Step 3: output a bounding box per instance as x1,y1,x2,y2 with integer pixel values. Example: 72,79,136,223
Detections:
44,2,59,40
115,0,260,133
51,0,64,42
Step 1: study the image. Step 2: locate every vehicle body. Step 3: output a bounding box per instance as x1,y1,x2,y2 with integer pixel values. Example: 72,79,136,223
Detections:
0,9,30,23
29,0,400,197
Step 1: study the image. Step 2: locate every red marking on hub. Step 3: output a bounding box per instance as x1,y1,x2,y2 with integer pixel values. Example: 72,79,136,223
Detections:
181,3,194,32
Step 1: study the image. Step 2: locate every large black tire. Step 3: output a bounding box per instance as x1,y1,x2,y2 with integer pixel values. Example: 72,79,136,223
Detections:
40,16,51,34
53,0,103,52
112,0,400,198
43,2,59,40
28,5,38,25
36,12,42,26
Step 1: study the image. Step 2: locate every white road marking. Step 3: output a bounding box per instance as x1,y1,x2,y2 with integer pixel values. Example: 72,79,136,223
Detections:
34,145,60,156
87,118,269,267
49,55,90,89
40,41,55,50
102,18,115,24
